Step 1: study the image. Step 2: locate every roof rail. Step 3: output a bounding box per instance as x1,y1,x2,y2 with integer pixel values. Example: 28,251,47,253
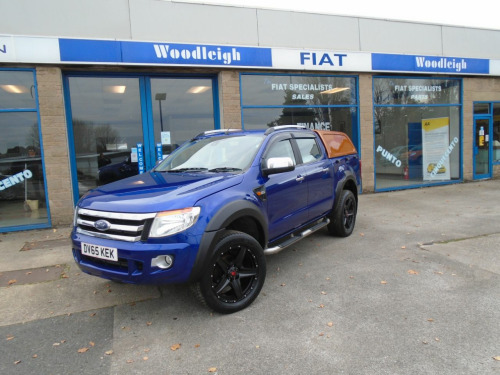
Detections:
193,128,242,138
264,125,308,135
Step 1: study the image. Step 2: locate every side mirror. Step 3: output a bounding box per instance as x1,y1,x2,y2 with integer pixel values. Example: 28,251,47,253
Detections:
262,157,295,177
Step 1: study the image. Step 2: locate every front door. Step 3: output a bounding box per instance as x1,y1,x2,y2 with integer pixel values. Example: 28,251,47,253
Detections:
473,116,492,179
66,75,217,202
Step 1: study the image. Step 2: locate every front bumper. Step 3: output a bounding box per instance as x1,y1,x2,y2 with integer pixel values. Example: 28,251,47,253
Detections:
71,230,200,284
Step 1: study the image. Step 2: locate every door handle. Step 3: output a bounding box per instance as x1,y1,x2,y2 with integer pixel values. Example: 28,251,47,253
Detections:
296,176,305,182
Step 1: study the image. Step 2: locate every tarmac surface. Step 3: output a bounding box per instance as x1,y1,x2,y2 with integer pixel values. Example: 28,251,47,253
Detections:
1,179,500,374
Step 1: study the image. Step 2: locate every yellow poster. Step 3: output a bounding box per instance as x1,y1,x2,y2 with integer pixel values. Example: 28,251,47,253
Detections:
422,117,452,181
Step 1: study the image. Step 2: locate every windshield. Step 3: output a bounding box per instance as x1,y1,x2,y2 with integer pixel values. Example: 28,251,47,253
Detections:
156,134,264,173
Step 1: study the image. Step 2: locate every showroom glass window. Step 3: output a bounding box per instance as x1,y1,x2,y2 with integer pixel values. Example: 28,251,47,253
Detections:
0,69,50,232
373,77,462,191
66,75,216,199
240,74,359,147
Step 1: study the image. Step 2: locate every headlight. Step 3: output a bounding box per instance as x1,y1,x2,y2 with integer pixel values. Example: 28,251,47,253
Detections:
149,207,201,238
73,207,79,227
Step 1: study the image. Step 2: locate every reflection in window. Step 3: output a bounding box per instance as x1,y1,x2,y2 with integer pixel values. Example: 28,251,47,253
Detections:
151,78,214,158
67,77,143,197
241,74,358,148
373,77,462,191
0,70,49,231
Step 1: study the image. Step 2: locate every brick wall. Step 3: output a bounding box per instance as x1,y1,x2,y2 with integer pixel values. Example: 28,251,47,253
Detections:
36,67,74,225
358,73,375,191
219,71,242,129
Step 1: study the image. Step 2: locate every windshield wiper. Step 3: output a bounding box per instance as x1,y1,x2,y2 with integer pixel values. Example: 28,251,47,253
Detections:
164,168,208,173
208,167,243,173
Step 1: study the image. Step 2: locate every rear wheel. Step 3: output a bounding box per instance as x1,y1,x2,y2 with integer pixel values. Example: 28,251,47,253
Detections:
328,189,357,237
197,230,266,314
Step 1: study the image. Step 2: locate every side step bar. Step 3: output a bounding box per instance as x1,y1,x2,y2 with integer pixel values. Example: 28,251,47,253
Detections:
264,218,330,255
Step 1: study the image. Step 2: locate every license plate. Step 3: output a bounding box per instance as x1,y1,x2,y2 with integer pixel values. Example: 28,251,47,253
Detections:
81,242,118,262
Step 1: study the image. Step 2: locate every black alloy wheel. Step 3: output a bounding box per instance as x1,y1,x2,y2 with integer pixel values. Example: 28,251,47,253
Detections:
198,230,266,314
328,189,357,237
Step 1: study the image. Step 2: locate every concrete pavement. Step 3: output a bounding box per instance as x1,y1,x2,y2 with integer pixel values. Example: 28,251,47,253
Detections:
1,180,500,374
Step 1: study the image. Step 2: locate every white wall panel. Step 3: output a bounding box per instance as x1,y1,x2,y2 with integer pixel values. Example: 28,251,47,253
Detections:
129,1,259,45
0,0,132,39
442,27,500,59
256,10,360,50
359,19,443,55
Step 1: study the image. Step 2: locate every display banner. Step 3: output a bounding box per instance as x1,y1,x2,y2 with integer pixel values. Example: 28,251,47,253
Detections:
373,53,489,75
0,35,60,63
272,49,371,71
1,35,498,76
136,143,145,174
59,39,273,67
422,117,457,181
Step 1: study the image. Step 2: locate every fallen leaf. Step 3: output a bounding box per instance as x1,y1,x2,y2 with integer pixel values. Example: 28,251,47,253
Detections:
408,270,419,275
126,359,133,364
32,354,38,358
77,347,89,353
318,304,325,308
170,343,181,351
427,318,434,322
493,356,500,361
380,281,387,285
8,279,17,285
401,246,406,249
194,344,200,348
146,322,152,326
327,322,334,327
105,350,114,355
143,357,149,361
280,283,286,287
14,360,21,365
321,291,327,295
208,368,217,373
89,341,95,347
6,335,15,341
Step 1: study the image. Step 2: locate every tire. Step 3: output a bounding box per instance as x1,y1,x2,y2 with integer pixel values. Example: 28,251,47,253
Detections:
196,230,266,314
328,189,357,237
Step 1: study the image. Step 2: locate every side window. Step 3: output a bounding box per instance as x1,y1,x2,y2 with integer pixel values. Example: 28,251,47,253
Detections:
296,138,322,164
265,139,296,165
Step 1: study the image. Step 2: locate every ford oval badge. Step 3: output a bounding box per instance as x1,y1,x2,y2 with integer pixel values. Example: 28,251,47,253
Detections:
94,219,111,231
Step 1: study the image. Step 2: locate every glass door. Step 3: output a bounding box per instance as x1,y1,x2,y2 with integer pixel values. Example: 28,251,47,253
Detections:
148,77,216,162
66,75,218,202
67,76,146,200
473,116,492,179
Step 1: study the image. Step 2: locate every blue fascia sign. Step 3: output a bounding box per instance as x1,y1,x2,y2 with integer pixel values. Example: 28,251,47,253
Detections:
59,39,272,67
372,53,490,75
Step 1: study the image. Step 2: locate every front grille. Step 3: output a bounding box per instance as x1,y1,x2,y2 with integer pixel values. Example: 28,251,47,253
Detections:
76,208,156,242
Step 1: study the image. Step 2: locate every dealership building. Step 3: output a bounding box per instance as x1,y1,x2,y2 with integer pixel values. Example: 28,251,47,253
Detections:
1,0,500,233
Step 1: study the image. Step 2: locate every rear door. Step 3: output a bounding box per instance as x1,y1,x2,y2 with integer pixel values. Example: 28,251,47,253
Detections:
293,135,334,220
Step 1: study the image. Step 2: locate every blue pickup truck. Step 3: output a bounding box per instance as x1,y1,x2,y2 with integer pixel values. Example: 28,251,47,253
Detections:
72,125,361,313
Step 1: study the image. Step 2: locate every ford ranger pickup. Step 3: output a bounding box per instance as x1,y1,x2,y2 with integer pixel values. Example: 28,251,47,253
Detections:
71,125,361,313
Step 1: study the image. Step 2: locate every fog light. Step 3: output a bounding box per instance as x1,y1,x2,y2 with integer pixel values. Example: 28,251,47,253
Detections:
151,255,174,269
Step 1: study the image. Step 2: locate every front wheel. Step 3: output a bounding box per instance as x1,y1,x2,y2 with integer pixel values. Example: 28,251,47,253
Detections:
328,189,357,237
197,230,266,314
